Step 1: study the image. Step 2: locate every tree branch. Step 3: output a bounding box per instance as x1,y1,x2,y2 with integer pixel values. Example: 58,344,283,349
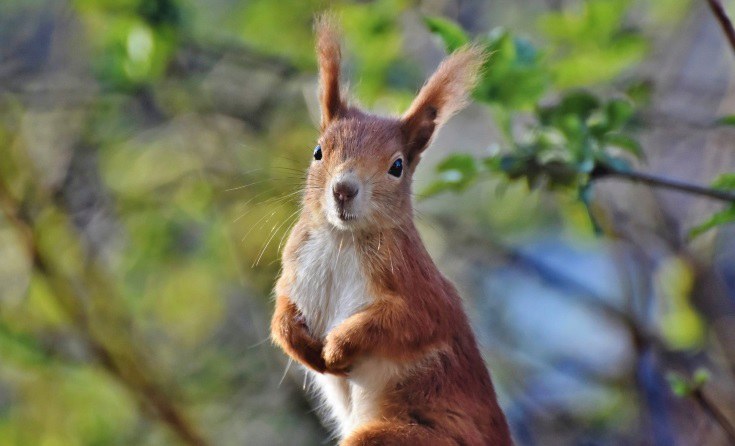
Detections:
705,0,735,57
591,164,735,203
693,388,735,444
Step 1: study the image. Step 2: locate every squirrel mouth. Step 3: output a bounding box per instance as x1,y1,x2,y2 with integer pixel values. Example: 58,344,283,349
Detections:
338,209,356,221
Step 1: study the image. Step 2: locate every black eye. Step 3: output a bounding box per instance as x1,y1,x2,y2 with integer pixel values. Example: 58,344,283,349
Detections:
313,145,322,161
388,158,403,177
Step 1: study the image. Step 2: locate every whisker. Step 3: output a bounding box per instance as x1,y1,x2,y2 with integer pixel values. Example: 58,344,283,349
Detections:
335,235,344,267
253,207,303,267
232,189,277,222
277,209,302,253
278,358,293,388
224,179,272,192
241,209,279,242
223,175,306,193
247,336,271,349
273,154,309,166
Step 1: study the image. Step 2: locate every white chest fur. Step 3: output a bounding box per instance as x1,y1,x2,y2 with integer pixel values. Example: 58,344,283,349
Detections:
291,231,371,339
290,231,400,437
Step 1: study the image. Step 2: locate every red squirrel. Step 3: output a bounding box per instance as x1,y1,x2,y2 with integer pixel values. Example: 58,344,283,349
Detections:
271,15,512,446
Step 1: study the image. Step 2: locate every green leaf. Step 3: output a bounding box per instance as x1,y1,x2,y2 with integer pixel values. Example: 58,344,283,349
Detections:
666,372,691,397
711,173,735,190
605,133,644,159
605,98,635,130
539,0,647,87
689,205,735,238
422,153,479,196
423,16,470,52
498,154,534,179
436,153,479,187
538,90,600,126
549,36,647,88
473,29,549,108
540,0,631,44
560,91,601,121
626,80,653,106
716,115,735,127
483,155,503,172
692,368,711,387
666,368,709,398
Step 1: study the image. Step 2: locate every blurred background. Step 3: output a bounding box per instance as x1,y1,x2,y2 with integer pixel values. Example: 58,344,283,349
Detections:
1,0,735,444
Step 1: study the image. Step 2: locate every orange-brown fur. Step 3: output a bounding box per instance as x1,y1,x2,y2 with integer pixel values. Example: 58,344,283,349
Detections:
271,15,512,445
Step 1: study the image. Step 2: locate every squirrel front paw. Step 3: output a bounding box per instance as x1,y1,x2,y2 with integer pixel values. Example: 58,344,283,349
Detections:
323,331,357,376
276,312,326,373
292,321,327,373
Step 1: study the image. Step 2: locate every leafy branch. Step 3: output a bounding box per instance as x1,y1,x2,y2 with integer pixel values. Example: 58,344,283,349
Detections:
423,12,735,236
667,368,735,443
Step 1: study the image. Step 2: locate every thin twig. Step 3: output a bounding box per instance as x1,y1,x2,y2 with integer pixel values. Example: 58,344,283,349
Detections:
705,0,735,57
591,165,735,203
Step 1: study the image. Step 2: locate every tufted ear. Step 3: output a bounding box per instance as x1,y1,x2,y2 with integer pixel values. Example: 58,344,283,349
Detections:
315,14,344,129
400,46,485,165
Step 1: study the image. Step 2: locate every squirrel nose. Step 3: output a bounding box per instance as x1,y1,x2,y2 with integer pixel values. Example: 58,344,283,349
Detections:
333,181,359,203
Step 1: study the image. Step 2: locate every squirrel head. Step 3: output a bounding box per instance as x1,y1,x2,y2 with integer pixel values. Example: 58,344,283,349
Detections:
303,14,485,233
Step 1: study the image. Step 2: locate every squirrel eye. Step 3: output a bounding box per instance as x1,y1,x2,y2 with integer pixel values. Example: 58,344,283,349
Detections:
313,145,322,161
388,158,403,177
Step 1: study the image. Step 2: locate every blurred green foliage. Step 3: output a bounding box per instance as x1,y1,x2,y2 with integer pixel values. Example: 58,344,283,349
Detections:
539,0,647,87
75,0,181,88
655,256,704,350
718,115,735,126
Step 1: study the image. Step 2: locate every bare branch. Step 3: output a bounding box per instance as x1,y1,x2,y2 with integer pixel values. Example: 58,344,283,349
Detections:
694,388,735,444
705,0,735,57
591,164,735,203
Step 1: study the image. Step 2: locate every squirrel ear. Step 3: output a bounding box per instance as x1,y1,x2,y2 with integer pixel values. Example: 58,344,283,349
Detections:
315,14,344,129
400,46,485,164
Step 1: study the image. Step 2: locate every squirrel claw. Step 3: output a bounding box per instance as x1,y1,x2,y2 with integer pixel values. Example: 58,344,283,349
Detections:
293,313,308,327
323,334,356,376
